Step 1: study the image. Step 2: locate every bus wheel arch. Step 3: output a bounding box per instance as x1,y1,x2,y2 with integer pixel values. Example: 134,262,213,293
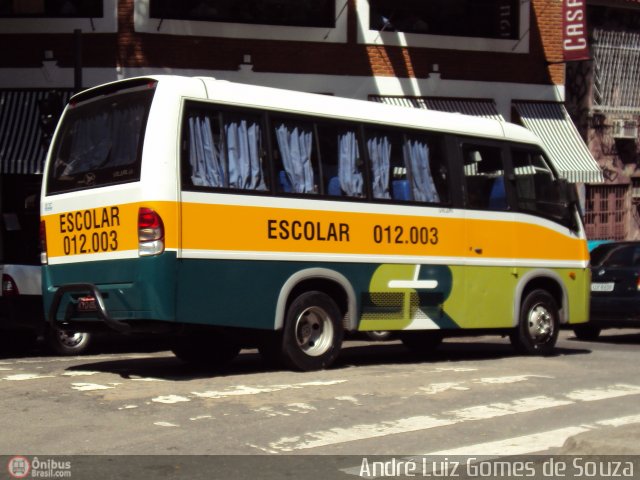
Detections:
511,272,566,355
274,269,357,332
265,269,356,371
513,271,568,327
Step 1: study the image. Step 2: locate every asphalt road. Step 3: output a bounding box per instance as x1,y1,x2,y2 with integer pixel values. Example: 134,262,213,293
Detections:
1,329,639,478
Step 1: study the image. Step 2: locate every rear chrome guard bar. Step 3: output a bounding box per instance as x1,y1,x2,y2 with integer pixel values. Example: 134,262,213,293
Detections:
48,283,132,334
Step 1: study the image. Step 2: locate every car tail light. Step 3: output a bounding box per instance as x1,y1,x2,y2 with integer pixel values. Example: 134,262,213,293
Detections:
138,207,164,256
40,220,48,265
2,274,19,296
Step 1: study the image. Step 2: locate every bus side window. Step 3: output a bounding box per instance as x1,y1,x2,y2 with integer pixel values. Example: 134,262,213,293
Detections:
512,149,559,217
183,108,269,192
365,129,403,201
317,123,364,198
184,109,225,188
403,134,449,204
272,118,319,195
462,144,506,210
222,113,269,191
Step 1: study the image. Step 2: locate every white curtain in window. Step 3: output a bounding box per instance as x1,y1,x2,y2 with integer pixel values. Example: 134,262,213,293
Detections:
225,120,266,190
109,104,145,167
338,131,363,196
65,112,111,175
64,105,146,176
275,123,314,193
188,115,224,187
404,139,439,203
367,135,391,199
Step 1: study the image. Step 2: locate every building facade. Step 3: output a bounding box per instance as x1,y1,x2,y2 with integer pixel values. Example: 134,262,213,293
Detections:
566,0,640,241
1,0,605,227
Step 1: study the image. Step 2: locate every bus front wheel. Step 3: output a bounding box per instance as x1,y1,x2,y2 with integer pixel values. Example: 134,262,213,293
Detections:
281,291,343,371
510,289,559,356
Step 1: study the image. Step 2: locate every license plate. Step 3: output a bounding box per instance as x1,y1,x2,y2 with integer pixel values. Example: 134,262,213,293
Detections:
591,282,614,292
77,296,97,312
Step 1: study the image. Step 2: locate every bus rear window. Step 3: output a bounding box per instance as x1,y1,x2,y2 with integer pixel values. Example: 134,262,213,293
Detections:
46,88,155,195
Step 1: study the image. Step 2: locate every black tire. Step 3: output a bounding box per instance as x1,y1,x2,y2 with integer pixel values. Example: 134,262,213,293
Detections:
45,327,91,356
399,331,443,353
171,333,241,367
364,331,394,341
280,291,343,371
510,289,559,355
573,324,602,341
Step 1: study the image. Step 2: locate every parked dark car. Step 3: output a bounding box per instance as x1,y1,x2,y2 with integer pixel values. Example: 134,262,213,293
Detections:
575,241,640,340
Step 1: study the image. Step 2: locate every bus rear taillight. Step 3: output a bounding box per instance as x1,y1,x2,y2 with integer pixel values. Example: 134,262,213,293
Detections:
40,220,48,265
138,207,165,256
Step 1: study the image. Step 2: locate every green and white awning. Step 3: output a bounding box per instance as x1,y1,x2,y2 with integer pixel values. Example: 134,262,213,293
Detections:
369,95,504,121
0,89,72,174
513,101,604,184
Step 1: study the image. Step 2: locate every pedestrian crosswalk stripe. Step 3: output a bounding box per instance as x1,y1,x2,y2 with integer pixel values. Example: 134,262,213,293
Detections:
255,384,640,453
340,414,640,476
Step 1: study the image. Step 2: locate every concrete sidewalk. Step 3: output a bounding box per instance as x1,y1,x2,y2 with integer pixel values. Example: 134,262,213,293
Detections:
559,423,640,455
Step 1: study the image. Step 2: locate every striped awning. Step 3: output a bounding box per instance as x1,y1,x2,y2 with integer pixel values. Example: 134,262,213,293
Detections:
513,102,604,184
0,89,72,175
369,95,505,121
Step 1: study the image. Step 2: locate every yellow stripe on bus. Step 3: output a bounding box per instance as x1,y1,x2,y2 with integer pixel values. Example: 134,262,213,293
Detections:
181,202,588,262
43,202,178,258
43,201,588,263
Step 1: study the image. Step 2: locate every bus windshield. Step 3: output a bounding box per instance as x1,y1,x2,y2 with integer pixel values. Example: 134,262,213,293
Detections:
46,86,155,195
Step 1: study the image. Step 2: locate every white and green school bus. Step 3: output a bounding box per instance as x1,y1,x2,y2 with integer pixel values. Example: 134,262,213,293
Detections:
40,76,590,371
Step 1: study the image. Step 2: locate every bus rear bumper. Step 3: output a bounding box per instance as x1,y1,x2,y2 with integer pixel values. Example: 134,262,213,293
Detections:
43,253,177,334
48,283,132,334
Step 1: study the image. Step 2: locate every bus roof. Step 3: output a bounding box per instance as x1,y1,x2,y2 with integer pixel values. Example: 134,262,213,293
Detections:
72,75,541,145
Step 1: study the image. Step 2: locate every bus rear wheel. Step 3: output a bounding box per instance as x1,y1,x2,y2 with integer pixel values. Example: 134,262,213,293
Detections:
280,291,343,371
510,289,559,356
45,328,91,356
171,332,241,368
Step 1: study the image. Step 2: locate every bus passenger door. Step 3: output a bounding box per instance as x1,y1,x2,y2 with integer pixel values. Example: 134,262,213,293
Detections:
461,143,517,330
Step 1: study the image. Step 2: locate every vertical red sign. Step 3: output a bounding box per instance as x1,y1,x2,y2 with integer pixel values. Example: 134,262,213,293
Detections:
563,0,590,61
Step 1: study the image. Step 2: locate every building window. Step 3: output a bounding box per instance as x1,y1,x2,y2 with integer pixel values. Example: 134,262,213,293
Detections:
590,6,640,113
149,0,335,28
0,0,103,17
358,0,529,53
369,0,519,40
137,0,345,43
632,178,640,199
584,185,630,240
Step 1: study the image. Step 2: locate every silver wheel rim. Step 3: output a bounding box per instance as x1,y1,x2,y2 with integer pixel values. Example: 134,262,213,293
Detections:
294,306,334,357
527,303,554,344
58,331,85,348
